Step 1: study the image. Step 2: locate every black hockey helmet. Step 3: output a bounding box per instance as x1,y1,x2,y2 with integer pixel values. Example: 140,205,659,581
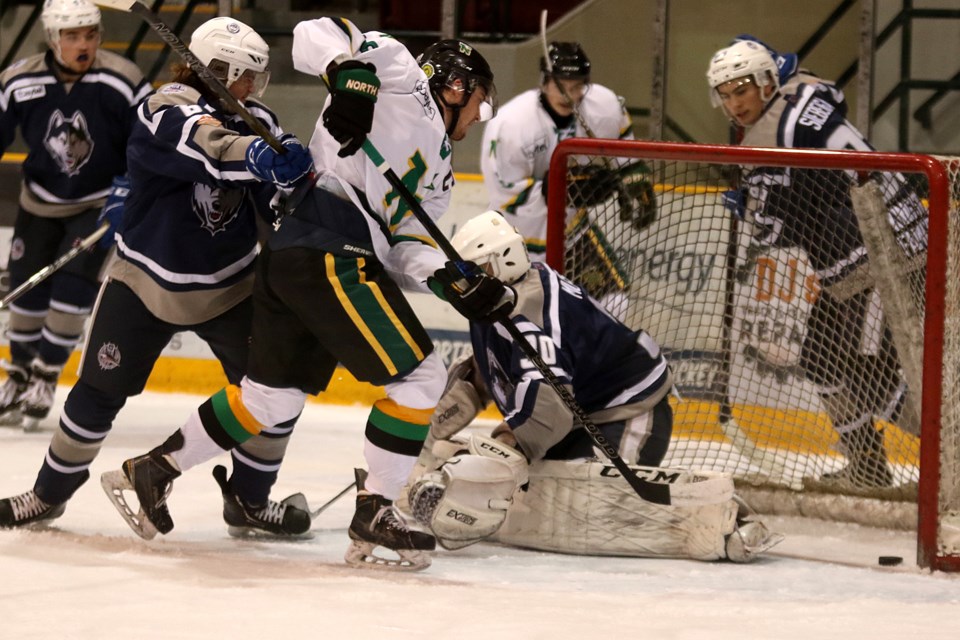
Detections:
540,41,591,80
418,39,497,135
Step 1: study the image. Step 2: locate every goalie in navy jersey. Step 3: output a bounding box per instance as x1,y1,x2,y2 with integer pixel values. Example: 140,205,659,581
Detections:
401,211,782,563
0,0,151,431
0,17,314,536
707,40,928,489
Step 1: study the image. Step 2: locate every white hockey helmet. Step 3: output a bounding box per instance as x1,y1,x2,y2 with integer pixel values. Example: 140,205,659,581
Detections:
42,0,101,62
452,211,531,285
706,40,779,108
189,17,270,97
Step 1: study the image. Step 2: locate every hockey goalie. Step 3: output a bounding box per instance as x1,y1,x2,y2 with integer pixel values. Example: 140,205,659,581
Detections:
402,211,783,562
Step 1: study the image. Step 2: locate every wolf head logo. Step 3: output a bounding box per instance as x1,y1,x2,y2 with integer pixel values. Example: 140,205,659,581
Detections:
44,110,94,176
192,184,243,235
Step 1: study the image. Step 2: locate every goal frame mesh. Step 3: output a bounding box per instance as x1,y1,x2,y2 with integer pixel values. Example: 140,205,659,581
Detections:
547,138,956,571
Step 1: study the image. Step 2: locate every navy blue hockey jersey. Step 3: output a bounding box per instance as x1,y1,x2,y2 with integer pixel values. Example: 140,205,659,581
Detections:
0,50,151,216
472,263,672,460
740,78,927,290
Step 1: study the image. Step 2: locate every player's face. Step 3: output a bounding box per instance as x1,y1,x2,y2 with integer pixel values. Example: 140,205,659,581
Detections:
542,76,589,116
57,26,100,74
229,70,257,102
446,86,490,141
715,76,770,127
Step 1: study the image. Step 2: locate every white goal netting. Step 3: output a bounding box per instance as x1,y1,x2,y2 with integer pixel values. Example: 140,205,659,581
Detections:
549,139,959,570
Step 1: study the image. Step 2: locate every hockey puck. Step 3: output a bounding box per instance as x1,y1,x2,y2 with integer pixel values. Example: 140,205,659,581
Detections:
878,556,903,566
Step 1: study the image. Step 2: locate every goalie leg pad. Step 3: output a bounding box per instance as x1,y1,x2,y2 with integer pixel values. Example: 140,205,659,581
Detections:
409,454,519,550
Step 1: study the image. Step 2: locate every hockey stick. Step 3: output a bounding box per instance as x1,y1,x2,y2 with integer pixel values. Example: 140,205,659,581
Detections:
309,480,356,519
361,139,670,506
539,9,595,138
0,222,108,311
93,0,282,152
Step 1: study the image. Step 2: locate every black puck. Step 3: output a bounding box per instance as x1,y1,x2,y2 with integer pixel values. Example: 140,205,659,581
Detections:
878,556,903,566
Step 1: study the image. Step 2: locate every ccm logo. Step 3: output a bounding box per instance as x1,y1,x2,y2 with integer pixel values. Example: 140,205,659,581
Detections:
445,509,477,525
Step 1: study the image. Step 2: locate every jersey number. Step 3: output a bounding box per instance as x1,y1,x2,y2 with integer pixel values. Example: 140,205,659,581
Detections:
519,334,557,369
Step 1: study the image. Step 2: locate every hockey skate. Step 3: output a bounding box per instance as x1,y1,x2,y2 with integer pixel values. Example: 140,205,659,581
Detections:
345,469,436,571
724,496,784,563
0,490,66,528
212,465,313,538
0,360,29,427
821,422,894,490
101,449,181,540
20,358,62,432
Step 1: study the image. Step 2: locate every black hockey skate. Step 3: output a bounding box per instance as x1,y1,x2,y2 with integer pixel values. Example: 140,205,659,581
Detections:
346,468,435,571
821,422,894,490
0,490,66,528
212,465,312,538
101,449,181,540
0,360,29,427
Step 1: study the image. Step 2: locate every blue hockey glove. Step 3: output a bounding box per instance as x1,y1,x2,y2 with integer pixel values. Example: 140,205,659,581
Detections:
323,60,380,157
721,189,746,219
96,175,131,248
245,134,314,188
429,261,517,323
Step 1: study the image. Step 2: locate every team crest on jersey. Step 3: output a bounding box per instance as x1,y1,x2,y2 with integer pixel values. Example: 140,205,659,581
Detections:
43,110,94,176
97,342,121,370
192,184,243,235
414,79,436,118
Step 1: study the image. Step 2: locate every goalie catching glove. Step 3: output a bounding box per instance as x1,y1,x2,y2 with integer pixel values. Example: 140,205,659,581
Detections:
323,59,380,157
408,434,528,550
567,162,657,231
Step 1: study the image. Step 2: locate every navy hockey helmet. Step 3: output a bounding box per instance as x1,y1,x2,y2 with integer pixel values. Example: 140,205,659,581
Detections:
540,42,591,80
418,39,497,135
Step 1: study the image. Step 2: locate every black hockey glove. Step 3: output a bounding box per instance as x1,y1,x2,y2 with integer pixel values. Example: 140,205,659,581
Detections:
566,164,620,208
323,60,380,158
619,162,658,231
429,261,517,324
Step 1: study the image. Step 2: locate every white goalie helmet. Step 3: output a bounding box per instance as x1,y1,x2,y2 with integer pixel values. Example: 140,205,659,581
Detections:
452,211,531,285
706,40,779,108
42,0,101,60
189,17,270,97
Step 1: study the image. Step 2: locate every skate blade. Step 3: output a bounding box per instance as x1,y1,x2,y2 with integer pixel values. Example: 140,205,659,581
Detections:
0,410,24,427
21,417,41,433
344,540,432,572
226,524,315,541
99,469,159,541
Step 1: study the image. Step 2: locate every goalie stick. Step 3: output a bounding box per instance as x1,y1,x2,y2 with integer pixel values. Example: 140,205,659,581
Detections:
360,139,673,506
93,0,283,152
0,222,108,311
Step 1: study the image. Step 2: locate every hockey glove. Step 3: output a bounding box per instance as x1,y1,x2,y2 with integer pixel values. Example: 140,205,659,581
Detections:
323,60,380,158
619,162,657,231
429,261,517,323
721,188,747,219
245,134,314,188
96,175,131,248
567,164,619,208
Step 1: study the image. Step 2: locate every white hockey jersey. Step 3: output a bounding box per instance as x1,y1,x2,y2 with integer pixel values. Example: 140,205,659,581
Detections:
291,17,453,292
480,85,633,257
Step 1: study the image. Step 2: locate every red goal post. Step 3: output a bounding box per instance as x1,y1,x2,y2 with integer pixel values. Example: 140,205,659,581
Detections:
547,138,958,571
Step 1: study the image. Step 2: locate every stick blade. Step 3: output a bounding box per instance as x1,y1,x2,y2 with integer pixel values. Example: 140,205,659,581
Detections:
93,0,140,11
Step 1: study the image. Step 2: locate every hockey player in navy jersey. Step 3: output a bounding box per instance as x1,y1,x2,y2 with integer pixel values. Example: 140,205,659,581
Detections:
707,40,928,489
0,17,314,536
0,0,151,431
402,211,782,562
100,18,508,571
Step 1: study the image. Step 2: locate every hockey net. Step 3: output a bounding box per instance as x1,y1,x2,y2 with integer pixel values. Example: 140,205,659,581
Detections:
546,138,959,571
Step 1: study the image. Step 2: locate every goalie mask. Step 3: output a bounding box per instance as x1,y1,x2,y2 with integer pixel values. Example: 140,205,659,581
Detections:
452,211,530,285
189,17,270,97
41,0,101,66
418,39,498,136
707,40,779,111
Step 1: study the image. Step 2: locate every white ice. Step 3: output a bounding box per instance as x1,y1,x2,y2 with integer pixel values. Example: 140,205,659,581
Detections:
1,390,957,640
